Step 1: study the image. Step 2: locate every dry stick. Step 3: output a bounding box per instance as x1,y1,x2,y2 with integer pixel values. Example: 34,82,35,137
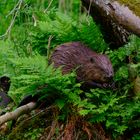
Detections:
0,0,23,39
47,35,53,60
6,0,22,18
56,131,65,140
46,120,58,140
82,123,92,140
75,131,80,140
44,0,54,13
62,116,76,140
86,0,92,25
0,102,37,126
23,105,56,123
32,14,37,27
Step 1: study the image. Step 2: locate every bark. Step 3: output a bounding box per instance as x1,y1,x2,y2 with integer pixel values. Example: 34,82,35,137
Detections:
0,102,36,126
81,0,140,49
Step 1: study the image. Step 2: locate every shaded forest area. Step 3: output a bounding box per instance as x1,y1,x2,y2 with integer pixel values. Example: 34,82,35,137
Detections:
0,0,140,140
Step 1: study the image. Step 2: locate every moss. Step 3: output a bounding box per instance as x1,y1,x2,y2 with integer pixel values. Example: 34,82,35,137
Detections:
117,0,140,17
7,112,48,140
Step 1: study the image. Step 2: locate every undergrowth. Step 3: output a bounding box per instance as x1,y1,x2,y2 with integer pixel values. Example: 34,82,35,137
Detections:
0,0,140,139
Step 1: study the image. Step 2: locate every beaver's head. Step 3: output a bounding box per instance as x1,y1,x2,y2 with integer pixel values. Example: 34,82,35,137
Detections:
77,54,114,85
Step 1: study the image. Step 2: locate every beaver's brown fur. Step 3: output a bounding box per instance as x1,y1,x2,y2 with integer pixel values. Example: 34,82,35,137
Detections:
50,42,114,87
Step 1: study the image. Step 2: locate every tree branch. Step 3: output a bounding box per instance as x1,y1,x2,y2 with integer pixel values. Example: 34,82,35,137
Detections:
0,102,37,126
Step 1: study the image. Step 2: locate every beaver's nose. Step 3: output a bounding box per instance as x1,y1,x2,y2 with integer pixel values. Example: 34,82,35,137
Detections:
106,75,113,82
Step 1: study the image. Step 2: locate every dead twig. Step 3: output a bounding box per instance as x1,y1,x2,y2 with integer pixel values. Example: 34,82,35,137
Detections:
46,120,58,140
44,0,54,13
82,122,92,140
62,116,78,140
0,0,23,39
47,35,53,60
32,14,37,27
23,105,56,123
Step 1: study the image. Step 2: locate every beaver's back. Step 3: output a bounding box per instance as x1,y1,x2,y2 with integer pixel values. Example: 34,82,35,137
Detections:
50,42,114,84
50,42,97,73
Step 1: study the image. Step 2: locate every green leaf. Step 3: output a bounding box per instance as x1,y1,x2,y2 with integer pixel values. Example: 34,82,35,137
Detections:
55,99,65,109
79,109,90,116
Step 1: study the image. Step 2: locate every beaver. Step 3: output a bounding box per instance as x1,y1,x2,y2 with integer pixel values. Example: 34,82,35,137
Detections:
50,42,114,88
18,42,114,105
11,42,114,127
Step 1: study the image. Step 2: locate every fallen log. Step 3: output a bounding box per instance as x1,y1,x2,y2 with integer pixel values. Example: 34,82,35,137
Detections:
0,102,36,126
81,0,140,49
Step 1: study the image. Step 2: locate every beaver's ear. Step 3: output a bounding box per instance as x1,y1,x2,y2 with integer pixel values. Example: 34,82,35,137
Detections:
90,57,95,63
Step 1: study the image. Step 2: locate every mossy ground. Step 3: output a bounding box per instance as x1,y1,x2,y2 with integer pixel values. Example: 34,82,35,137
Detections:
1,110,48,140
0,107,109,140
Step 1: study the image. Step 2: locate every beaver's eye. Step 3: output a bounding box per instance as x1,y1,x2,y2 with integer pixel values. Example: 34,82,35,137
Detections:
90,57,95,63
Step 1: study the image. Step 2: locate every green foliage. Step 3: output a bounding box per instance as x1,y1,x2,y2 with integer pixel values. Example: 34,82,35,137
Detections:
0,40,18,76
6,0,107,55
109,35,140,67
0,0,140,139
23,128,43,140
7,110,46,140
13,10,107,55
79,87,140,137
109,35,140,92
4,53,81,105
0,0,18,35
36,11,107,52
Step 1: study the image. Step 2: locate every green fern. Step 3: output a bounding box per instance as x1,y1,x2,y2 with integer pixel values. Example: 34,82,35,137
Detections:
0,1,140,139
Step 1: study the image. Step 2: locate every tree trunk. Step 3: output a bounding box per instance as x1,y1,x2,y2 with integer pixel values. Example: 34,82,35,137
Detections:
81,0,140,49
